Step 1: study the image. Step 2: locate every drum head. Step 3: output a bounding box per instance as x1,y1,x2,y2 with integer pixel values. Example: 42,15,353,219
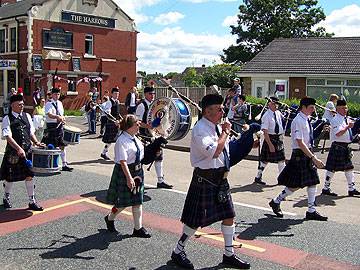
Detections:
64,125,82,133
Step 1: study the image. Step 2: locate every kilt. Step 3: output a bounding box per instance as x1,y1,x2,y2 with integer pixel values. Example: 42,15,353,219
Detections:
180,167,235,228
325,142,354,172
102,122,119,144
0,150,34,182
260,134,286,163
278,149,320,188
42,123,66,147
106,163,144,208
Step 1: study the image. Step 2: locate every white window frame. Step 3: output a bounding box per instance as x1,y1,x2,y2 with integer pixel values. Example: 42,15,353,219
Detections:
84,34,94,57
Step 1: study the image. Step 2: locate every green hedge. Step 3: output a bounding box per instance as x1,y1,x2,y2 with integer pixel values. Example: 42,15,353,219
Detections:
64,110,83,116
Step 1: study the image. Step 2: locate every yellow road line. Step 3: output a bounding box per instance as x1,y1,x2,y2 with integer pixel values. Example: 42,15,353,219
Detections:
82,198,132,216
31,198,89,215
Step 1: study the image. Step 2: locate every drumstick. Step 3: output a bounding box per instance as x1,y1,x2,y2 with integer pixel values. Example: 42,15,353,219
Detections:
248,103,252,121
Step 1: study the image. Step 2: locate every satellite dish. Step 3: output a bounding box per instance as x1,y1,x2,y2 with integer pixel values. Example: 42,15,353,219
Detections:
30,6,39,16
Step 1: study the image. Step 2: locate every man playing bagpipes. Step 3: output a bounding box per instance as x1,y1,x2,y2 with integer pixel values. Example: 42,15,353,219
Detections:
254,96,286,185
1,94,45,211
321,99,360,197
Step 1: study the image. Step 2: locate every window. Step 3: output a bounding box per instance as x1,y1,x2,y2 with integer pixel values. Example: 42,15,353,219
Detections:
10,27,16,52
85,34,93,55
68,80,76,92
0,29,5,53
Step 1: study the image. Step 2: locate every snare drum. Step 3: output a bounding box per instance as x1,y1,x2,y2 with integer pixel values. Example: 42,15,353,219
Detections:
30,148,61,173
63,125,81,145
147,97,192,141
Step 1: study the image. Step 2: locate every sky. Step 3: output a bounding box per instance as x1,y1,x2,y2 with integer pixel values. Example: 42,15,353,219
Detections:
114,0,360,75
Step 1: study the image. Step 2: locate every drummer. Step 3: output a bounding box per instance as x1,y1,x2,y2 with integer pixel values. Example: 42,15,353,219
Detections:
135,86,173,189
1,94,45,211
42,87,73,172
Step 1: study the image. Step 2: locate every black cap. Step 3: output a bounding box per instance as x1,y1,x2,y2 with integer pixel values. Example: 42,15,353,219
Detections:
111,87,119,93
268,96,279,103
10,94,24,104
51,87,60,94
300,96,316,107
336,99,347,106
201,94,224,110
144,86,155,93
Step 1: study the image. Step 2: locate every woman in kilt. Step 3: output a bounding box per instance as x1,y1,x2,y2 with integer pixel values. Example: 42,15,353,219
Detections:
100,87,120,160
269,97,328,221
254,97,286,185
1,94,45,211
104,114,151,238
170,94,250,270
321,99,360,197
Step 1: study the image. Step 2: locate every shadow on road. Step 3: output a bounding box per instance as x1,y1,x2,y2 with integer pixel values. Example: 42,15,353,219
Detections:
230,182,278,194
70,158,114,166
0,208,33,223
155,261,227,270
293,194,348,208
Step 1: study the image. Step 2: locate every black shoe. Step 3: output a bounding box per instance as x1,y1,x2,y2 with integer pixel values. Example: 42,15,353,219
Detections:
348,189,360,197
269,200,283,218
62,166,74,172
28,202,44,211
171,251,194,269
2,198,12,209
132,227,151,238
321,188,338,196
104,215,118,233
100,153,111,160
157,181,173,189
222,254,251,269
254,177,266,185
305,211,328,221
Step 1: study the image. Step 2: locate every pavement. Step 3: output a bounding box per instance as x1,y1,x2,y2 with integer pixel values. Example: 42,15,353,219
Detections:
0,115,360,270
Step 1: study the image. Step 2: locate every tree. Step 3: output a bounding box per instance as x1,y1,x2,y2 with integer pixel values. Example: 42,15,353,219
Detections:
203,64,241,88
165,72,179,79
183,68,204,87
222,0,333,64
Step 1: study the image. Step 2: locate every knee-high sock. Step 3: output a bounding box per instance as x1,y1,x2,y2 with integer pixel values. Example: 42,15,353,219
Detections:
108,206,125,221
221,224,235,257
256,162,267,178
345,170,355,191
102,143,111,155
25,179,35,203
155,161,163,181
274,187,294,204
323,171,335,190
278,161,286,174
174,224,197,254
3,181,13,199
60,149,67,166
307,185,317,213
132,205,142,230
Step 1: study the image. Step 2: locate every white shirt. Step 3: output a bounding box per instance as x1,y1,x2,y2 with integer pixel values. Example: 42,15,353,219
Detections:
135,99,152,121
261,109,284,135
190,117,229,169
102,99,113,114
291,112,312,149
323,101,335,122
45,99,64,123
329,113,351,143
130,93,136,107
114,131,144,164
2,111,35,139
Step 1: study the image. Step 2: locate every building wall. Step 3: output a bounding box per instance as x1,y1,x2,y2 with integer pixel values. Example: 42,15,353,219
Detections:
242,77,251,95
289,77,306,99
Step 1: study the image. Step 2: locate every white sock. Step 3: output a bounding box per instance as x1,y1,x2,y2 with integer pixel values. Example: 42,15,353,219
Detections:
25,179,35,203
102,144,110,155
155,161,163,182
323,171,334,190
307,185,317,213
278,161,286,173
345,170,355,191
3,181,13,199
60,149,67,166
132,205,142,230
221,224,235,257
174,224,197,254
274,187,294,204
108,206,124,221
256,162,267,178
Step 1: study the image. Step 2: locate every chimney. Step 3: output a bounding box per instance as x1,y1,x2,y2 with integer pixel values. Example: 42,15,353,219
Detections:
0,0,17,7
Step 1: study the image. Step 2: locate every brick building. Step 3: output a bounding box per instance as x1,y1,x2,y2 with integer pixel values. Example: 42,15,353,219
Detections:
0,0,137,112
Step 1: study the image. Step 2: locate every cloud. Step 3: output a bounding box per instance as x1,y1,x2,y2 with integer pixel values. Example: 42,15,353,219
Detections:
183,0,237,3
137,27,236,73
318,4,360,37
113,0,162,23
154,12,185,25
222,15,237,27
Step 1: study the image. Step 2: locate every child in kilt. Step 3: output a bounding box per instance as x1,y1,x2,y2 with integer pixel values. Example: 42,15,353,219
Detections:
269,97,328,221
104,114,151,238
170,94,250,269
321,99,360,197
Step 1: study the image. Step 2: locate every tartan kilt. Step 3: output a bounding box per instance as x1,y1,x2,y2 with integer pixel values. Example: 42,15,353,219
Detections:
106,164,144,208
102,122,119,144
325,142,354,172
181,167,235,228
42,123,66,147
278,149,320,188
260,135,286,163
0,150,34,182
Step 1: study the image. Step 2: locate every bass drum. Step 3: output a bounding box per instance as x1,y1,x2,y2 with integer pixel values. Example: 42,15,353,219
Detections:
147,97,192,141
